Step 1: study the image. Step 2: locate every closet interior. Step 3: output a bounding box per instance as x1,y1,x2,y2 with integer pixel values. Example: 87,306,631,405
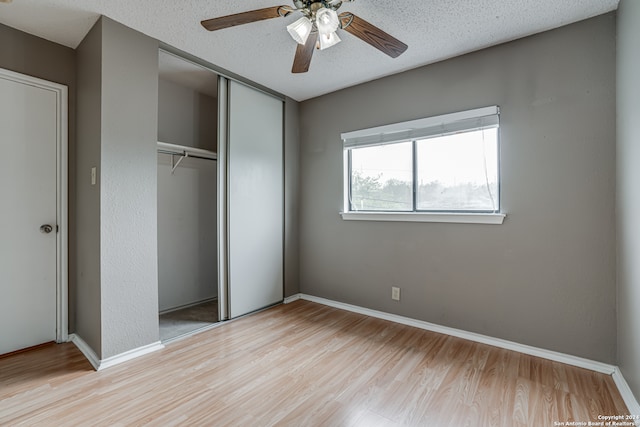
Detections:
157,51,219,342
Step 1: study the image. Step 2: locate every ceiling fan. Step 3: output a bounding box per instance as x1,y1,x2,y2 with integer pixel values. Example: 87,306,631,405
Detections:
201,1,408,73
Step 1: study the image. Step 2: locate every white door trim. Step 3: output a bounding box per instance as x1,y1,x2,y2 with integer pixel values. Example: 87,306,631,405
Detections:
0,67,68,344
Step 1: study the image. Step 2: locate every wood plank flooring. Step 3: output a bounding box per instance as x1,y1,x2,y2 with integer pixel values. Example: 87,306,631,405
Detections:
0,300,630,426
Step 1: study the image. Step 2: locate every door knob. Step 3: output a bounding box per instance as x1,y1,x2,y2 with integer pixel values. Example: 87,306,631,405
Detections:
40,224,53,234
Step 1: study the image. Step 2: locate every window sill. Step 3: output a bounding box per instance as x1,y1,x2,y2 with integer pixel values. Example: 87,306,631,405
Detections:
340,211,506,225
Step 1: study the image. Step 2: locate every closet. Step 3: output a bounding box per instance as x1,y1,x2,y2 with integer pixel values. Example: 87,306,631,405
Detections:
156,49,285,342
157,51,219,341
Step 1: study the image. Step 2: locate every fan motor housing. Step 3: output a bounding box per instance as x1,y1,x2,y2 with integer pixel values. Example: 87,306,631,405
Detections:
293,0,343,12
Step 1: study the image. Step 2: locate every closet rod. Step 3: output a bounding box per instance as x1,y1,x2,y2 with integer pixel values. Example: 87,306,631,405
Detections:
157,149,217,162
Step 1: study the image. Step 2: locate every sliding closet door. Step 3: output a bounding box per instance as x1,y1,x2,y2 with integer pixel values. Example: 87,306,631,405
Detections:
227,80,283,318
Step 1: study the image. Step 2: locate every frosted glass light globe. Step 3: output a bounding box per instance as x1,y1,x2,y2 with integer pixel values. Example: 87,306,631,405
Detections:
287,17,313,45
316,7,340,35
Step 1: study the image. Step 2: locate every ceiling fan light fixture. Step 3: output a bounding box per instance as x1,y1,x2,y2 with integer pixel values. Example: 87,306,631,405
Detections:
315,7,339,35
319,31,341,50
200,3,408,74
287,16,313,45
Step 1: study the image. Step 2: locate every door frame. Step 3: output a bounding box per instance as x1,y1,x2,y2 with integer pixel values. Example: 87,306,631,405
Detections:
0,67,68,343
217,75,229,321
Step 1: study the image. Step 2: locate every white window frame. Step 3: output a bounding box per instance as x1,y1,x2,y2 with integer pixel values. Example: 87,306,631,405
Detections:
341,106,506,224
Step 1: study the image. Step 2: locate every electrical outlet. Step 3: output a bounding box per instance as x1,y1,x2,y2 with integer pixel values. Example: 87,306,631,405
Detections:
392,286,400,301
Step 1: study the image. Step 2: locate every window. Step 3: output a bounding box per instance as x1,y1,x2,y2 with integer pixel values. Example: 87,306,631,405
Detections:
342,106,504,224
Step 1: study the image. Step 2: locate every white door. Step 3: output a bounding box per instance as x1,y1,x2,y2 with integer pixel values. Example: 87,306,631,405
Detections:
0,69,66,355
227,81,283,318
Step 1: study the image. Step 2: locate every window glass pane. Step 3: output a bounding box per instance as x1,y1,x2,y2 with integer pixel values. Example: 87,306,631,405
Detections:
416,128,498,211
350,142,412,211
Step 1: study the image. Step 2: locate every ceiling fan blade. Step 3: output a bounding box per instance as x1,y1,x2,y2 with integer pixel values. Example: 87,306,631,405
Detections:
292,32,318,74
201,6,293,32
339,13,408,58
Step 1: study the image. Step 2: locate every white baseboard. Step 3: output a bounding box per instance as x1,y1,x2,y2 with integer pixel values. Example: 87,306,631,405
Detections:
296,294,616,374
291,293,640,413
283,294,302,304
613,367,640,421
99,341,164,370
69,334,164,371
69,334,100,370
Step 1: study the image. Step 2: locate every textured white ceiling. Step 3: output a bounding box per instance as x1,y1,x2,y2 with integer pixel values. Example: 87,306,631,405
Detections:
0,0,619,101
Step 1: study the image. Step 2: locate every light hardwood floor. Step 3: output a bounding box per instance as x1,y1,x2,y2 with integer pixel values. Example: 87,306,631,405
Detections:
0,300,629,426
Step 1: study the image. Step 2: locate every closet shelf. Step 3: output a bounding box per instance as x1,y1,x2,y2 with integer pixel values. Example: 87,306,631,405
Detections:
157,141,217,160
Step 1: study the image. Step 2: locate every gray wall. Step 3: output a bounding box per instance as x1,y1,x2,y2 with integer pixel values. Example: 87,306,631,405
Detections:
285,97,300,297
616,0,640,399
299,13,617,363
75,20,103,354
76,17,160,359
158,78,217,151
0,23,78,333
158,154,217,311
99,17,160,358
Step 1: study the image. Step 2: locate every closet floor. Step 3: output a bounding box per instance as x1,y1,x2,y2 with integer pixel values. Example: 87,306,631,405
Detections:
159,300,218,342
